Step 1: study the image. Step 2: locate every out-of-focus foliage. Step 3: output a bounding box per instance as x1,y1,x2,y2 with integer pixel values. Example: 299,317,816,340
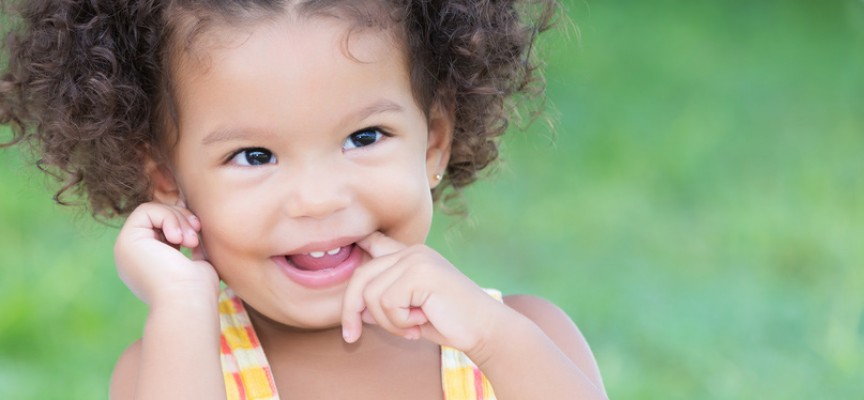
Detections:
1,0,862,398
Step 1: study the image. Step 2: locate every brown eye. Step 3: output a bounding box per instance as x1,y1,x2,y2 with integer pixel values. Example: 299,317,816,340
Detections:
231,148,276,166
343,128,384,150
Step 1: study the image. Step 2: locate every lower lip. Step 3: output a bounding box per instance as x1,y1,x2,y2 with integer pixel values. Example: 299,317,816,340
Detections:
273,244,363,289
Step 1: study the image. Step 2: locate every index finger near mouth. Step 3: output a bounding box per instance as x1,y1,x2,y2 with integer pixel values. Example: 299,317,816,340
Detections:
341,251,403,343
357,231,406,258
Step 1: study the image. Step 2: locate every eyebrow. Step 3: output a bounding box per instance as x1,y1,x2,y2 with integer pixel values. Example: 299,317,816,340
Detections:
344,100,404,126
201,99,405,146
201,128,275,146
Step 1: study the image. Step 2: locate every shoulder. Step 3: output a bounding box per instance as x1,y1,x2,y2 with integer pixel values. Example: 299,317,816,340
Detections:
503,294,574,330
503,294,605,390
109,339,142,400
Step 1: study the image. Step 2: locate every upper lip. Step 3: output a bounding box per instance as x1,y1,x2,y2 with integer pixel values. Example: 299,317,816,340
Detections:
280,235,365,256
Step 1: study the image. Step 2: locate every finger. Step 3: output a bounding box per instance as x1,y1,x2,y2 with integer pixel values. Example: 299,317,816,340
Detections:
142,206,185,245
167,207,199,249
360,264,431,339
360,265,413,336
402,305,430,326
417,323,446,344
136,204,197,250
402,326,422,341
180,225,199,249
378,280,431,331
174,205,201,232
341,253,402,343
362,307,427,328
188,214,201,231
361,309,376,324
357,231,407,258
190,242,207,262
358,309,422,340
363,305,424,340
394,308,429,330
341,304,363,344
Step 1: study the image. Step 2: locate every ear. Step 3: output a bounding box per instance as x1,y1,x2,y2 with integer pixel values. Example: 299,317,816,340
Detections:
425,101,454,189
143,151,182,206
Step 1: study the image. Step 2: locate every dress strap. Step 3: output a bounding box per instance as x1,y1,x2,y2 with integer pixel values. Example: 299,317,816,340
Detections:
440,288,501,400
219,287,280,400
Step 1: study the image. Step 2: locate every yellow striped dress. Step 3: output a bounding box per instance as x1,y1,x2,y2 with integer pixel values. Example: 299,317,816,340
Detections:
218,287,499,400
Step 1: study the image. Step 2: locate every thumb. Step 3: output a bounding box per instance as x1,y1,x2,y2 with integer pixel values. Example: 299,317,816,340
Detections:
191,242,207,262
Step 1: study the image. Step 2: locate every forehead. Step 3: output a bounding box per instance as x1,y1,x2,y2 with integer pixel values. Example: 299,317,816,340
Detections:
169,14,416,143
177,8,404,73
169,1,405,66
152,3,419,154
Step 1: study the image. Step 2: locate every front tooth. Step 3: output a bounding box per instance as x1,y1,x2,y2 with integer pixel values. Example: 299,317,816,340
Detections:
309,251,325,258
326,247,341,255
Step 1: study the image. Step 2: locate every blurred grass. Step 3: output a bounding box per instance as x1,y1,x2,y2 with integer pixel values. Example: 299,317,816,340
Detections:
2,0,863,398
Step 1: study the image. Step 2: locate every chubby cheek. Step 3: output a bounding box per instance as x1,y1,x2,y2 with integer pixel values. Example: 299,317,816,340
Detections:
186,191,278,269
371,170,435,245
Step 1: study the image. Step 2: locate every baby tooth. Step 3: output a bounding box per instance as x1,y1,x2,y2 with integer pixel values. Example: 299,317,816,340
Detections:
327,247,341,255
309,251,325,258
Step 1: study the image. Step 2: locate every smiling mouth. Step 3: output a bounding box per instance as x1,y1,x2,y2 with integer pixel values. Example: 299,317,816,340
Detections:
274,243,364,289
285,245,352,271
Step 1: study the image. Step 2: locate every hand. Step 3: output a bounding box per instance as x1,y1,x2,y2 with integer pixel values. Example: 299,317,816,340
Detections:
341,232,508,352
114,202,220,307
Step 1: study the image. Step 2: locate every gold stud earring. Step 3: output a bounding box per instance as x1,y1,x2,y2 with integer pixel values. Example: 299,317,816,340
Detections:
434,173,443,181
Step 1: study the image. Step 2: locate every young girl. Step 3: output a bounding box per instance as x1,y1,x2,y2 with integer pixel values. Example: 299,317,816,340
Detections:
1,0,606,398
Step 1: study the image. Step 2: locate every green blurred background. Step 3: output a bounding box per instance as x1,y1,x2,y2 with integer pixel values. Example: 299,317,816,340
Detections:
2,0,862,398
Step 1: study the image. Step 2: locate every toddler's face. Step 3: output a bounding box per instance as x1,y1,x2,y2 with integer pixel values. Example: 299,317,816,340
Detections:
162,15,450,329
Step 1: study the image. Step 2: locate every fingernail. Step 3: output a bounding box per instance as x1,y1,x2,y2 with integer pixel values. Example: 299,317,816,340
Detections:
343,327,352,343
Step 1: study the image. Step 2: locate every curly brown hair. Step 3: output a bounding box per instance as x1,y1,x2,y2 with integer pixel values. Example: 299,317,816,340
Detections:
0,0,557,218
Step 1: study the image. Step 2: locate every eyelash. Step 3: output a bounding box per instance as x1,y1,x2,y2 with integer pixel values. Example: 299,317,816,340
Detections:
224,127,390,166
227,147,276,167
342,127,389,151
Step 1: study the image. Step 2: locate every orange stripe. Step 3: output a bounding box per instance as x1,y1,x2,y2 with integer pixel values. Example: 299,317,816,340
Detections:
232,371,246,400
263,366,278,394
231,296,245,311
246,326,261,348
220,335,232,354
473,367,484,399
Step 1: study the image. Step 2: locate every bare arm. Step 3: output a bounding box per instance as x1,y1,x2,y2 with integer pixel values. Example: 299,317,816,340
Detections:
110,295,224,400
110,340,141,400
467,295,607,399
110,202,225,399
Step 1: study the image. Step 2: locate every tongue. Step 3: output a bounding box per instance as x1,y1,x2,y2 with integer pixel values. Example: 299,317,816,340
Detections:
287,246,351,271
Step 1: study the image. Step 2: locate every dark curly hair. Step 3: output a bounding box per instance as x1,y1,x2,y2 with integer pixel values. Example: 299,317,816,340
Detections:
0,0,557,218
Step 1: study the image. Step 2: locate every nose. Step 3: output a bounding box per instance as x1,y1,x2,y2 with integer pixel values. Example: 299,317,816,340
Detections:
281,163,351,219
